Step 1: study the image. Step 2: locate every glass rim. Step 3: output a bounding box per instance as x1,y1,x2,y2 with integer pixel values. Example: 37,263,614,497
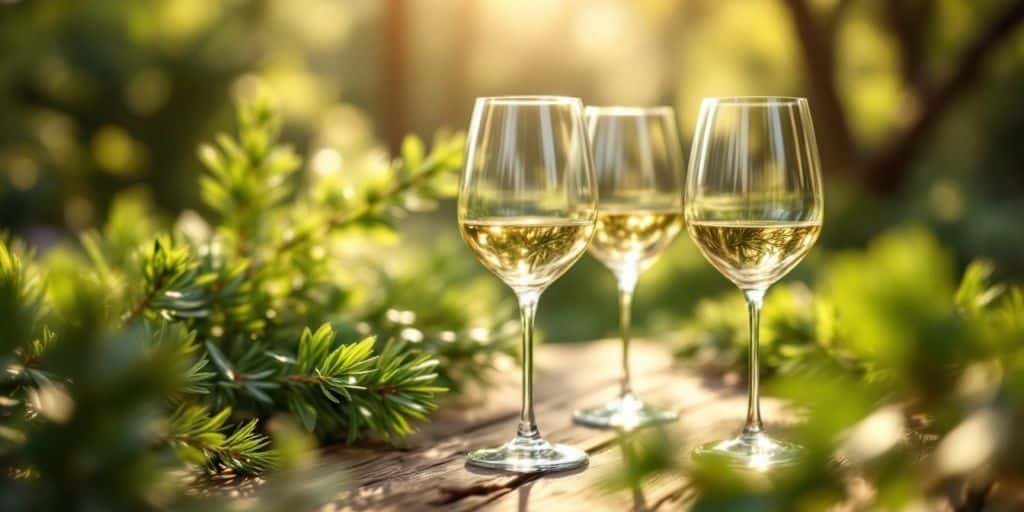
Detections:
703,96,807,106
475,95,582,106
584,105,674,116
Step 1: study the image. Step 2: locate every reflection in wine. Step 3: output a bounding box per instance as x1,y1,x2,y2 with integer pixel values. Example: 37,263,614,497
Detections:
588,208,683,278
687,220,820,289
460,217,594,291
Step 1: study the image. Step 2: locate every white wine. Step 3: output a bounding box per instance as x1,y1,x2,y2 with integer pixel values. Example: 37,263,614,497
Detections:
687,220,820,289
588,208,683,276
460,217,594,290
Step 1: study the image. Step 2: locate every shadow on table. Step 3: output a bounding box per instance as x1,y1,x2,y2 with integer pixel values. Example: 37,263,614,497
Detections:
459,462,658,511
452,463,588,511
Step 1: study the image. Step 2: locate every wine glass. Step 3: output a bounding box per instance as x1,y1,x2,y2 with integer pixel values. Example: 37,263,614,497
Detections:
572,106,684,429
685,97,823,470
458,96,597,472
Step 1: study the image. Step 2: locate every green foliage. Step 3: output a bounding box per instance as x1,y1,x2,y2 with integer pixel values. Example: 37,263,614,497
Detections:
624,228,1024,509
167,405,277,475
0,241,42,353
0,260,189,509
675,282,850,378
198,99,301,248
341,244,518,392
0,241,52,403
0,98,508,507
0,266,332,509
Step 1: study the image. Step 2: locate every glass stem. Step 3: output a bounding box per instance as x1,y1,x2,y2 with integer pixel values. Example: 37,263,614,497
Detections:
516,290,541,438
742,288,766,434
618,272,638,398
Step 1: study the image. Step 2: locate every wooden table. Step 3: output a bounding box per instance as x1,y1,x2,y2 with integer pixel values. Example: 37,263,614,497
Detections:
317,339,795,511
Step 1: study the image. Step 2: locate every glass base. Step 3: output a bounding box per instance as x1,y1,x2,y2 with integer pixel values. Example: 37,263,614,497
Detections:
466,431,588,473
692,430,803,471
573,393,678,429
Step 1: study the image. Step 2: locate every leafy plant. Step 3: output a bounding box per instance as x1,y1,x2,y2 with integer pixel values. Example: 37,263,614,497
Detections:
0,97,511,509
675,281,852,378
632,228,1024,510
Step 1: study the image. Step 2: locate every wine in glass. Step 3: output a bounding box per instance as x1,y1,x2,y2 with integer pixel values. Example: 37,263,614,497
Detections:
685,97,823,470
459,96,597,472
573,106,684,429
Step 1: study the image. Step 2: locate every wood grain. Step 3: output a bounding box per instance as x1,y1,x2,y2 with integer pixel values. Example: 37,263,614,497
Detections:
311,339,795,511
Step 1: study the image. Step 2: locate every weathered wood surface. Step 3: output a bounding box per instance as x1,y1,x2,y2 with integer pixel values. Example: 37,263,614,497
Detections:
310,339,797,511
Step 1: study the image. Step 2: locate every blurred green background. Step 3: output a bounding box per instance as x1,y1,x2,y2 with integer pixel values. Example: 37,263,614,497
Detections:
2,0,1022,342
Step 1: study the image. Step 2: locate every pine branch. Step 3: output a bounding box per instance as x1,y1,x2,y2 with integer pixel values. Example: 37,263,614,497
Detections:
0,272,199,509
201,324,444,442
167,405,278,475
0,240,54,418
343,339,444,442
121,236,209,325
0,239,44,354
150,321,214,397
198,98,301,256
262,133,464,268
356,246,519,392
3,99,482,487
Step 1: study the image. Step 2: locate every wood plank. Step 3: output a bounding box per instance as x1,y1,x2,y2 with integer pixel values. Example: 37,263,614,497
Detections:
269,338,988,512
477,375,798,511
319,339,666,510
315,339,795,511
